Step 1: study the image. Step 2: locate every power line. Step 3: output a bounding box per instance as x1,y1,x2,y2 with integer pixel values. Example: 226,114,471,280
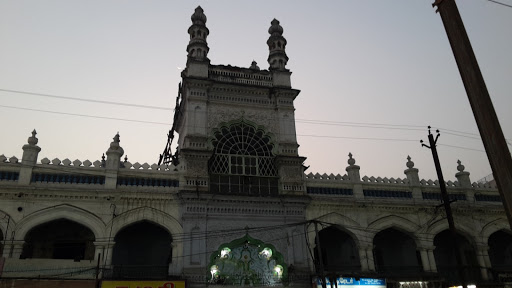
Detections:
0,88,171,111
438,143,485,153
0,104,494,152
0,104,170,126
297,134,417,142
1,88,499,141
487,0,512,8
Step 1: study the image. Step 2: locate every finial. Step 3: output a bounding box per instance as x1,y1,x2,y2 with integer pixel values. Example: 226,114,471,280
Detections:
27,129,39,146
457,159,465,172
268,19,283,36
250,60,260,71
113,133,120,143
191,6,207,24
124,155,128,163
347,152,356,166
406,155,415,169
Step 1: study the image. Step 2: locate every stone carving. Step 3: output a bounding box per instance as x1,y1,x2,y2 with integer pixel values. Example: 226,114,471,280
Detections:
280,166,302,181
208,106,278,135
186,158,208,176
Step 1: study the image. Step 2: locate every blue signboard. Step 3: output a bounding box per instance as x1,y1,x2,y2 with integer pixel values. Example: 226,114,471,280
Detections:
317,277,386,288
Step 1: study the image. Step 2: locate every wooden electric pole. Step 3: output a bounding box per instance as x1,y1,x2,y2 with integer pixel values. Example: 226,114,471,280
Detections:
422,127,466,287
433,0,512,228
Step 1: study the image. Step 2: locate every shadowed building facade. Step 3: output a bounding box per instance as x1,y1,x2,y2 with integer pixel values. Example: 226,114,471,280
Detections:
0,6,510,288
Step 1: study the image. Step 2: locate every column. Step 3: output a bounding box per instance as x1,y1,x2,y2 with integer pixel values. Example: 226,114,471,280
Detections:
93,241,108,262
104,242,115,266
366,246,375,271
1,242,13,258
419,248,431,272
10,240,25,259
427,247,437,272
169,242,184,276
477,245,491,281
358,247,369,271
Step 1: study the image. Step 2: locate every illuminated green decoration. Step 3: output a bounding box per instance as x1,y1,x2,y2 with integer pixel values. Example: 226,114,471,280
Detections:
208,234,288,286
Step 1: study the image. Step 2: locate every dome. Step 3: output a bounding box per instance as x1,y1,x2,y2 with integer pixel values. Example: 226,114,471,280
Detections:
191,6,207,24
268,19,283,36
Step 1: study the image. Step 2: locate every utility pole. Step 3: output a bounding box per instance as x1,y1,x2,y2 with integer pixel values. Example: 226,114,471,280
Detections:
422,127,466,287
314,221,327,288
432,0,512,228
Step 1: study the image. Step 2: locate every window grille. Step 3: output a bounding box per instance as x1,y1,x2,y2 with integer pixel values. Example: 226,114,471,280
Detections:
209,122,278,196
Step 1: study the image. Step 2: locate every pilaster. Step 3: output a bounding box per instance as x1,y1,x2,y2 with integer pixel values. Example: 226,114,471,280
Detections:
404,156,422,200
18,130,41,185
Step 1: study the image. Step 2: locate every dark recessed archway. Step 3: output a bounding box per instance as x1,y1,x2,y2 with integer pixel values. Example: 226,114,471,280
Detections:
0,228,3,256
434,230,480,284
314,226,361,273
112,221,172,279
21,219,95,260
373,228,422,276
489,230,512,276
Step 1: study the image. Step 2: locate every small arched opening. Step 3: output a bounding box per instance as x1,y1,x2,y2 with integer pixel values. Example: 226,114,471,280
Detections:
434,230,480,284
21,219,95,260
489,230,512,278
373,228,422,276
314,226,361,273
111,221,172,279
0,228,4,256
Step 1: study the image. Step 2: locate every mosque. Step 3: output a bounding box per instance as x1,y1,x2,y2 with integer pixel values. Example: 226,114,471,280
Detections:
0,6,510,288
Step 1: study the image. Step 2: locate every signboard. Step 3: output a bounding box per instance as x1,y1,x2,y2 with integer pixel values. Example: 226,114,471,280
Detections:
101,280,186,288
316,277,386,288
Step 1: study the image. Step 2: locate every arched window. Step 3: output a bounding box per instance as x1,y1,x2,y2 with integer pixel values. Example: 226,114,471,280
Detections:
434,230,480,284
373,228,422,275
314,226,361,273
209,122,278,196
489,230,512,276
21,219,95,260
112,221,172,279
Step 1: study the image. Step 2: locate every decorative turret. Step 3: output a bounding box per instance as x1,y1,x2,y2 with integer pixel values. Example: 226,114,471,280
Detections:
249,60,260,71
455,159,471,188
105,133,124,170
267,19,288,71
18,129,42,185
187,6,210,64
22,129,41,166
404,155,420,186
346,153,361,182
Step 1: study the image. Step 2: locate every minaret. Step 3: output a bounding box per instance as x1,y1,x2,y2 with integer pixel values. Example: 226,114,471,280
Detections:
185,6,210,78
267,19,291,87
267,19,288,71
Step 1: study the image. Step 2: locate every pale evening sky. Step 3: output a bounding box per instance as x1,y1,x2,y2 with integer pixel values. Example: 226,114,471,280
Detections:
0,1,511,182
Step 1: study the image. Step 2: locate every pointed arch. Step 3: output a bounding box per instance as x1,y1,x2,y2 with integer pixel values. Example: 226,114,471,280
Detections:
481,218,511,241
367,215,421,245
426,218,477,247
315,212,363,246
107,206,182,238
15,204,105,240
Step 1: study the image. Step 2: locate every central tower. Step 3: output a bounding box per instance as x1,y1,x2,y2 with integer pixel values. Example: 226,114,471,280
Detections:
159,7,311,284
161,6,305,196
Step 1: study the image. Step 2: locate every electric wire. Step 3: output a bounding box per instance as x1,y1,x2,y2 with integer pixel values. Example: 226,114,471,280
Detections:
0,88,171,111
487,0,512,8
2,88,508,142
0,104,496,151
